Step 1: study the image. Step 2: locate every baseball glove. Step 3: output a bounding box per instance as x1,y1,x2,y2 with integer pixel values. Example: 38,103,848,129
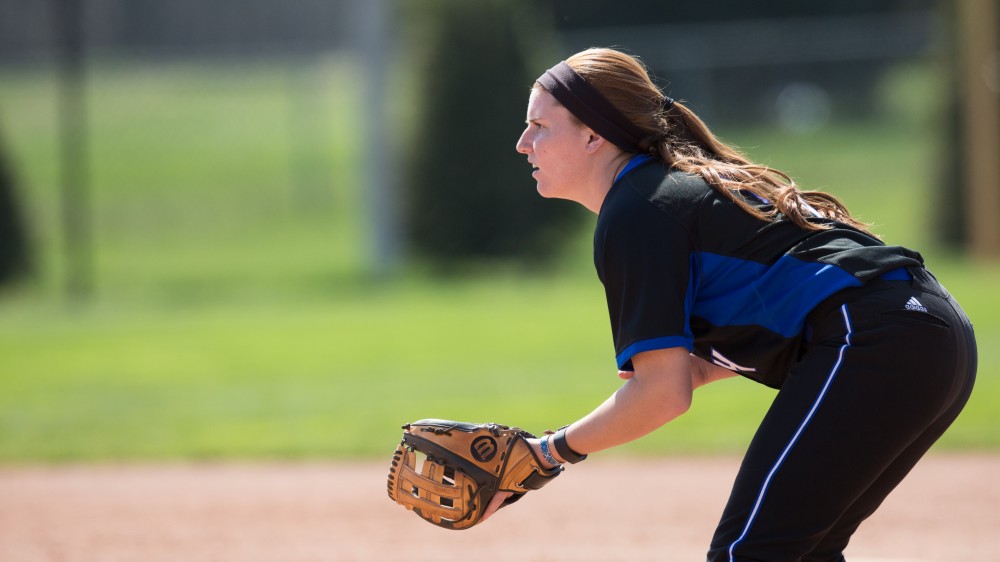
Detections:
386,419,562,530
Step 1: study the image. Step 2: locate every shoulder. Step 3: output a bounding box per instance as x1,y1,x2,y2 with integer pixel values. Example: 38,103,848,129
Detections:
594,164,703,279
599,163,712,230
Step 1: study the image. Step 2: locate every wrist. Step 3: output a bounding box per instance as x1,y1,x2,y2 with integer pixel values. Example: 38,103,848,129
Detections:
552,427,588,464
535,435,561,469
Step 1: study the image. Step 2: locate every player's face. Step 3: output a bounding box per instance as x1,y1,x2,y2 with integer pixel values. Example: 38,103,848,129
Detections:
515,88,593,202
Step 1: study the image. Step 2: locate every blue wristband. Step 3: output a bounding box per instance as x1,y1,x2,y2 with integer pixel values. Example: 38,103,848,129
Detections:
538,435,560,467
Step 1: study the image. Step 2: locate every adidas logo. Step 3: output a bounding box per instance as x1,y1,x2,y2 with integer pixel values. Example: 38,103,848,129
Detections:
905,297,928,312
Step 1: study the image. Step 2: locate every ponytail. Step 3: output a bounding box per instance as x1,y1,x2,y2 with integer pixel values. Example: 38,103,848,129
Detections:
563,48,873,235
658,102,872,234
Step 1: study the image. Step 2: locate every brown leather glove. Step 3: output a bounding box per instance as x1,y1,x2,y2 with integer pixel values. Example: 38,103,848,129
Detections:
387,419,562,530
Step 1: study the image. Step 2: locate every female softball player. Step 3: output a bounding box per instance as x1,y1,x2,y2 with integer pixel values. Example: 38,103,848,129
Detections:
483,48,977,561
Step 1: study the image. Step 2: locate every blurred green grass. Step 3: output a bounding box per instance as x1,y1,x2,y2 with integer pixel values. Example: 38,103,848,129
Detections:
0,57,996,462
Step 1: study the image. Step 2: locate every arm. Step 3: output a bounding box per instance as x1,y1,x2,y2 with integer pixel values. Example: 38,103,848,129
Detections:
535,350,738,460
558,349,735,455
689,353,740,389
482,347,737,522
561,346,694,455
619,352,739,387
482,347,692,522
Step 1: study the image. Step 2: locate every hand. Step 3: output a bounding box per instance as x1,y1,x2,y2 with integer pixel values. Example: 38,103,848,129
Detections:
481,437,559,523
480,490,515,523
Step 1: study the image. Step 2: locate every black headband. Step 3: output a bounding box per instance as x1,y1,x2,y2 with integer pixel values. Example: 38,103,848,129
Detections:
536,61,647,153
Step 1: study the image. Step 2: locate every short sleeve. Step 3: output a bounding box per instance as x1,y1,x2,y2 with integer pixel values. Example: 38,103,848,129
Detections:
595,188,696,370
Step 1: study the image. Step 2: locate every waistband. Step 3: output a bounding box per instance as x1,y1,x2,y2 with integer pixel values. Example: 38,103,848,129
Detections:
804,265,944,342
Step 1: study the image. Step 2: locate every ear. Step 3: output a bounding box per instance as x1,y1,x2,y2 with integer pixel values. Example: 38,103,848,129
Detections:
585,132,606,153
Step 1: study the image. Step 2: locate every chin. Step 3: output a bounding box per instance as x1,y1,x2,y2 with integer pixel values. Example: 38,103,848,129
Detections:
535,183,561,199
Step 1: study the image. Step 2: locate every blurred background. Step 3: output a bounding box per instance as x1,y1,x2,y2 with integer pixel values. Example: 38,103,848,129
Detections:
0,0,997,462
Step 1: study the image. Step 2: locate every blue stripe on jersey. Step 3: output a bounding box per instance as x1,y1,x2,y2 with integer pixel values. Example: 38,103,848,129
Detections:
616,336,693,369
614,154,654,183
694,252,863,337
879,267,912,281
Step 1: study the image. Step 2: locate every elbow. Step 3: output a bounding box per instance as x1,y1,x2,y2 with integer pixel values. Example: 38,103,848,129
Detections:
671,391,692,419
629,348,696,425
654,388,691,426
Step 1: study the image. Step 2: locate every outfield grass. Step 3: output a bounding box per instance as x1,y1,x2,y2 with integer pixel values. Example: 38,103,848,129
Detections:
0,57,995,462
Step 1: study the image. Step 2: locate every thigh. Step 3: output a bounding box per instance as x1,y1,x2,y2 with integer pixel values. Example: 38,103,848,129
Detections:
804,289,977,560
709,284,975,562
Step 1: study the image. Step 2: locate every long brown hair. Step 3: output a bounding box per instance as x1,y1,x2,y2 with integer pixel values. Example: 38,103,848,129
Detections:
561,48,872,234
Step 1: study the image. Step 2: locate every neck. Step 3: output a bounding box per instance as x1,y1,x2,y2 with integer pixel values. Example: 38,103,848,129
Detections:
611,156,631,183
581,152,633,214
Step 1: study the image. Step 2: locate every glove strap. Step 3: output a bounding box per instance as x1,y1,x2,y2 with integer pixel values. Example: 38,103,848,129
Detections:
553,427,588,464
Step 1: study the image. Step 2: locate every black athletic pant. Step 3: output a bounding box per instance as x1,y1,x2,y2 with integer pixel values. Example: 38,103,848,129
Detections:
707,267,977,562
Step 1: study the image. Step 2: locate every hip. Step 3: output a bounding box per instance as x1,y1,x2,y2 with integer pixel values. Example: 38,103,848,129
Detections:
804,266,977,381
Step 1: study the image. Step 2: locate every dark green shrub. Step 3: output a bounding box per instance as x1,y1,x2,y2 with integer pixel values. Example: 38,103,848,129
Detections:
403,0,584,268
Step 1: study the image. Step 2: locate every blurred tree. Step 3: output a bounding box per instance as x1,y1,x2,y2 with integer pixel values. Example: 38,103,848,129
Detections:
403,0,584,268
934,1,967,248
955,0,1000,258
0,134,33,286
935,0,1000,256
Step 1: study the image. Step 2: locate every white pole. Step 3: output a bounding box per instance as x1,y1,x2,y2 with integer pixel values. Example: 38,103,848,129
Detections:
357,0,400,276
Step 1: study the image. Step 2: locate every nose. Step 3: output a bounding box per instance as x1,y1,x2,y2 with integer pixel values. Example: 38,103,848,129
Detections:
515,127,532,155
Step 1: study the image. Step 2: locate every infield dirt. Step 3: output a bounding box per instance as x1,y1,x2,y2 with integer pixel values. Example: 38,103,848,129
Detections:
1,454,997,561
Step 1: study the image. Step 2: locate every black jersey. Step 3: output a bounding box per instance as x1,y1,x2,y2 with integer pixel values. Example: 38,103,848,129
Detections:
594,160,923,388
